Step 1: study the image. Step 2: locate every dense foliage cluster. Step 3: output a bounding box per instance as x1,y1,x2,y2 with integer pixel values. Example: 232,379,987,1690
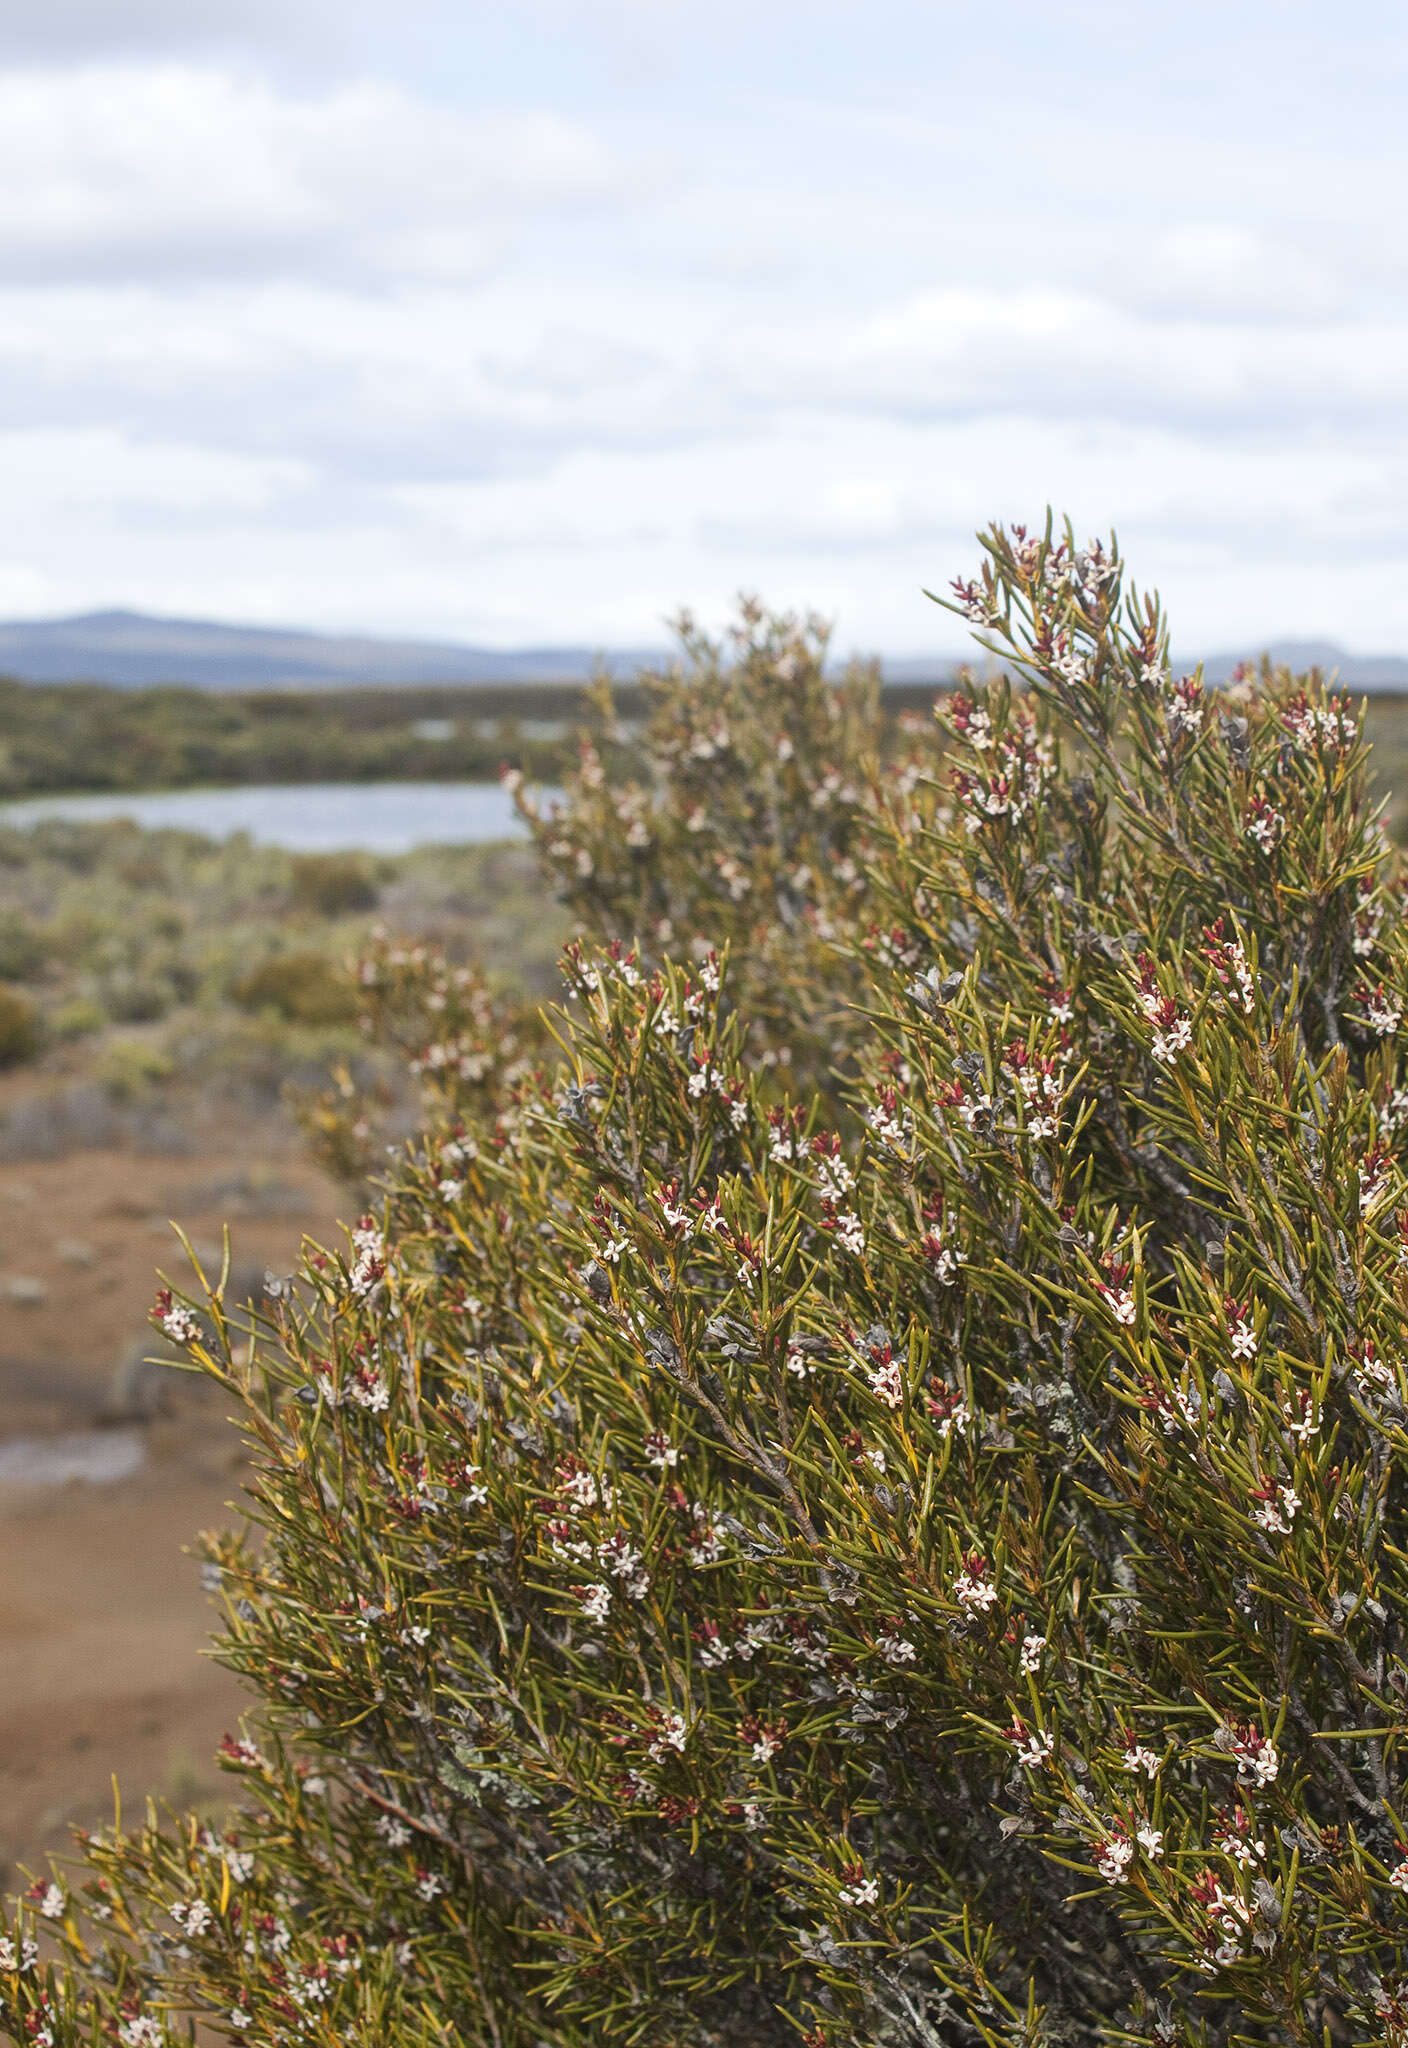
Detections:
10,519,1408,2047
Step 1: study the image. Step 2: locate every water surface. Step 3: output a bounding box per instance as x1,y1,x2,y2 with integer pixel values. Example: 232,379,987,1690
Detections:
0,780,535,854
0,1429,145,1490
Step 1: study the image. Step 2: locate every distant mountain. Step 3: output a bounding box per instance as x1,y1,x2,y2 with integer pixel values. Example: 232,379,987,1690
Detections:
0,609,669,690
1190,639,1408,688
889,639,1408,690
0,611,1404,694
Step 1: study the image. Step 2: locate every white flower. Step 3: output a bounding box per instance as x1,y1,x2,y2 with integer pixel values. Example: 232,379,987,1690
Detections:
119,2019,165,2046
785,1342,813,1379
956,1090,994,1128
1151,1016,1192,1064
1019,1633,1046,1674
1252,1483,1300,1536
1009,1722,1054,1768
1282,1395,1319,1442
1137,1825,1164,1860
348,1220,386,1297
1369,991,1402,1036
1122,1742,1160,1777
647,1712,689,1761
837,1873,880,1909
814,1154,855,1202
578,1584,611,1624
1233,1732,1279,1786
1227,1316,1258,1360
1165,677,1203,735
834,1212,866,1257
688,1517,723,1566
953,1563,998,1613
436,1178,463,1202
1245,802,1285,854
1390,1859,1408,1893
161,1304,200,1344
349,1370,390,1412
117,2020,164,2048
1216,1828,1265,1868
0,1936,38,1972
35,1883,65,1920
1100,1285,1137,1327
1052,640,1091,687
877,1633,917,1665
867,1359,904,1408
1096,1831,1134,1884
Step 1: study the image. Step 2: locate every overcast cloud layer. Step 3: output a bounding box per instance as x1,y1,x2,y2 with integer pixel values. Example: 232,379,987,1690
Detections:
0,0,1404,657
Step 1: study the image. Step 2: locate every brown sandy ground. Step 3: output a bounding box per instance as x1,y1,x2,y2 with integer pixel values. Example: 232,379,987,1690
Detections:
0,1113,347,1891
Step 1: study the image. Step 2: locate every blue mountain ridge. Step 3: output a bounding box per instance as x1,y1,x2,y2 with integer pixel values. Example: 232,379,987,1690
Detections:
0,611,1404,691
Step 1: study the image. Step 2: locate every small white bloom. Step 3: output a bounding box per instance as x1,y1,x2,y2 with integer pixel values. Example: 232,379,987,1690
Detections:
953,1565,998,1613
837,1873,880,1909
1096,1832,1135,1884
785,1342,813,1379
835,1211,866,1257
648,1712,689,1761
578,1584,611,1624
1151,1016,1192,1064
867,1359,904,1408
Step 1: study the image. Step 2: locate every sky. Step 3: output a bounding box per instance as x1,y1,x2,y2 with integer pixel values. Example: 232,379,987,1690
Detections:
0,1,1405,659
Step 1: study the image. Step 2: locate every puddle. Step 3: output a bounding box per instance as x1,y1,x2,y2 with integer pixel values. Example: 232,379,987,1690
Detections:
0,1429,145,1489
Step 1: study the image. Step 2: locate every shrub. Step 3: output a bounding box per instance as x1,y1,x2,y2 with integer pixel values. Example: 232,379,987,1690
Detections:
97,1035,174,1099
0,911,46,982
289,852,380,918
511,607,927,1098
0,985,39,1066
48,995,107,1041
11,519,1408,2047
232,949,360,1027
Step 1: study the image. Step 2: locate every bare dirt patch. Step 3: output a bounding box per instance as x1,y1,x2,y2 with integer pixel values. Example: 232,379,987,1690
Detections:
0,1108,347,1888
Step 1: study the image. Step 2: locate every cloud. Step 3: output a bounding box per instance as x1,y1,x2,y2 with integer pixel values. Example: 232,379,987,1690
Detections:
0,18,1406,651
0,65,617,282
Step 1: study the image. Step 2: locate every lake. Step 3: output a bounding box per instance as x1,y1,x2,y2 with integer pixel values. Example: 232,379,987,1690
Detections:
0,780,543,853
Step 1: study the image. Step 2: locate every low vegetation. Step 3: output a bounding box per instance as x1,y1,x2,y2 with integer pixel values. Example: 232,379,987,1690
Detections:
0,818,566,1162
0,673,965,802
0,677,575,797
